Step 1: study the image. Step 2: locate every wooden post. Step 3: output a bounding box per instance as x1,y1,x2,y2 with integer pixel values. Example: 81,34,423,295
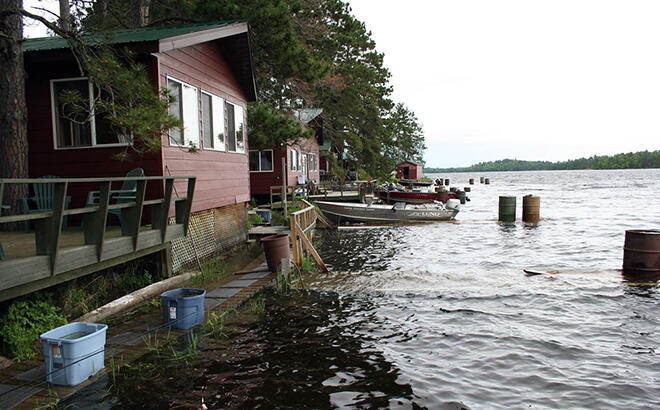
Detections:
281,257,290,282
175,177,196,235
281,157,287,218
83,181,111,262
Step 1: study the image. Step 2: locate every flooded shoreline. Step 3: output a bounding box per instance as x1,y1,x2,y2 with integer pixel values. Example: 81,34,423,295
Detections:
66,169,659,409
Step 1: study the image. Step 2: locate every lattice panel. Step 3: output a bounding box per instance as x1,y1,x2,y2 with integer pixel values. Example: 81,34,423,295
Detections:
170,204,248,272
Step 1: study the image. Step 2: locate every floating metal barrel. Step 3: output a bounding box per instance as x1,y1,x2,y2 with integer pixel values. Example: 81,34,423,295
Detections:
623,230,660,276
449,187,456,192
522,195,540,223
444,178,450,186
485,178,490,185
469,178,474,185
480,177,484,183
464,187,471,192
437,191,449,203
456,190,467,205
498,196,516,222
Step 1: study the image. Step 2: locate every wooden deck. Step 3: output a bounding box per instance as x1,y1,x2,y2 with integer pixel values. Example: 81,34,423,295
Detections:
0,176,195,302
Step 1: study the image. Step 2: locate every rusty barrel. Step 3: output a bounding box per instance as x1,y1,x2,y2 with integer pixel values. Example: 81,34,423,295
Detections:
480,177,484,183
469,178,474,185
444,178,450,185
449,187,456,192
623,230,660,276
437,191,449,203
485,178,490,185
464,187,471,192
522,195,540,223
498,196,516,222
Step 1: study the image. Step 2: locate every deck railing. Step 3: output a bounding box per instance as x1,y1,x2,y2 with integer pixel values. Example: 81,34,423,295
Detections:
269,185,310,208
0,176,195,301
289,199,328,272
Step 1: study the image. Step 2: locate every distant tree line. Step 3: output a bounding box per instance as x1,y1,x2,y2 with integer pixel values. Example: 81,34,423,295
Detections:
425,150,660,173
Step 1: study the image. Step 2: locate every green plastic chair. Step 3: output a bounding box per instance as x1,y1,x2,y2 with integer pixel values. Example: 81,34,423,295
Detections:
21,176,71,233
86,168,145,226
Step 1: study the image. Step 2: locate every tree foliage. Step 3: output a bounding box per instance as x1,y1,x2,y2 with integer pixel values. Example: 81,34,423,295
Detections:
59,47,182,160
425,150,660,173
83,0,426,178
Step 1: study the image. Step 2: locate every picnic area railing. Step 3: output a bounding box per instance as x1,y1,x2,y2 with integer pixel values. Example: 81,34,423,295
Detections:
0,175,195,302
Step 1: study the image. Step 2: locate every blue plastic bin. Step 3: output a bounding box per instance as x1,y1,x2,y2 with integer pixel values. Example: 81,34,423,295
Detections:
161,288,206,329
40,322,107,386
256,209,272,223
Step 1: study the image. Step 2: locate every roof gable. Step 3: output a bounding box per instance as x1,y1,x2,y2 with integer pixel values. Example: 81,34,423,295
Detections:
23,21,257,101
23,21,246,52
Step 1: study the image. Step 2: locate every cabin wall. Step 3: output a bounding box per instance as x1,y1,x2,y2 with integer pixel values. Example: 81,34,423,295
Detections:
286,137,320,187
158,41,250,252
249,146,287,197
24,55,164,216
158,42,250,214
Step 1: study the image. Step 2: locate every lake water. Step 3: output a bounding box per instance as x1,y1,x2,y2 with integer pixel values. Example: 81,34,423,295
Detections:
66,169,659,409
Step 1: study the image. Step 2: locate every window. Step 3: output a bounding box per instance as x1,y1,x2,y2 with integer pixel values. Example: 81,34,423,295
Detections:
297,149,302,170
226,101,245,153
309,153,318,171
249,150,273,172
51,78,123,148
290,149,297,171
168,78,199,147
201,92,225,150
301,152,307,175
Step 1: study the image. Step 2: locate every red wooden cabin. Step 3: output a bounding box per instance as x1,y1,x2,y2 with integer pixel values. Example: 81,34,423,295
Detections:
396,161,424,180
249,109,323,200
23,22,257,266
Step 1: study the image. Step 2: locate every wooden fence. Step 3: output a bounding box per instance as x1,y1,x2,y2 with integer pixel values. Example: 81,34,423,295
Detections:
0,176,195,301
289,199,329,272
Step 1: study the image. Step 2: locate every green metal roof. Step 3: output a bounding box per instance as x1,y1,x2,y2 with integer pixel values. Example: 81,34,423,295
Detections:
23,21,244,52
293,108,323,125
319,141,332,151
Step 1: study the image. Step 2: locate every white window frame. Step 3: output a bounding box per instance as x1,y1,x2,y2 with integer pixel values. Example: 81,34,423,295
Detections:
51,77,129,150
167,76,200,148
249,149,274,172
290,149,297,171
201,90,225,151
226,100,245,153
309,153,317,171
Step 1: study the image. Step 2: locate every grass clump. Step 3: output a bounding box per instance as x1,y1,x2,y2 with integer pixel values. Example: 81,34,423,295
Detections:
0,296,68,361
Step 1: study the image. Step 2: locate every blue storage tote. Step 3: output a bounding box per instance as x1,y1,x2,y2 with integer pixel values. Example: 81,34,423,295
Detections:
256,209,272,223
40,322,107,386
161,288,206,329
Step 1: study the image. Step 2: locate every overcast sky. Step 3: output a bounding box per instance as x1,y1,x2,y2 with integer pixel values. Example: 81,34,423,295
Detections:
348,0,660,167
24,1,660,167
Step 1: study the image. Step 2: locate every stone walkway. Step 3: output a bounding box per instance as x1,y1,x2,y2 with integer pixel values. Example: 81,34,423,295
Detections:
0,255,274,409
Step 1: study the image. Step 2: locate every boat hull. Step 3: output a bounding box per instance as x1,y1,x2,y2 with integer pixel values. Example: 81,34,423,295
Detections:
316,201,458,224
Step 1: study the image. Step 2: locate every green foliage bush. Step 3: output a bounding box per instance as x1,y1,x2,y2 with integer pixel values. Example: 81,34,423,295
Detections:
0,298,68,361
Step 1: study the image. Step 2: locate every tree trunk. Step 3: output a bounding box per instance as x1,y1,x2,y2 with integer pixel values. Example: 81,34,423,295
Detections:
132,0,150,27
0,0,29,230
59,0,71,31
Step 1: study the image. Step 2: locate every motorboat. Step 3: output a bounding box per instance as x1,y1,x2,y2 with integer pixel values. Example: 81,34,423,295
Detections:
375,181,457,204
315,200,459,224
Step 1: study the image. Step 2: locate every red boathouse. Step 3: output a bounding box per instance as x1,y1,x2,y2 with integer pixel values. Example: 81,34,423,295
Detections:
396,161,424,180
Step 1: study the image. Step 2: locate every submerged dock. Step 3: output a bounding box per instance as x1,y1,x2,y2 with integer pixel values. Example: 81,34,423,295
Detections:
0,256,275,409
